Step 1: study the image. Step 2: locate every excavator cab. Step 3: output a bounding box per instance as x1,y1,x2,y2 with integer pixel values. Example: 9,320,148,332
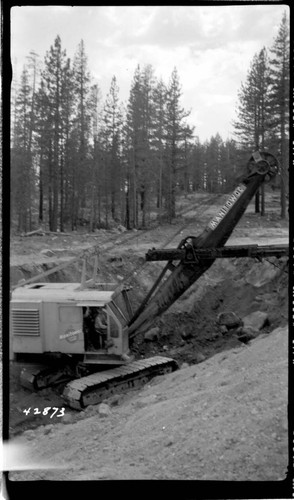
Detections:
10,282,131,365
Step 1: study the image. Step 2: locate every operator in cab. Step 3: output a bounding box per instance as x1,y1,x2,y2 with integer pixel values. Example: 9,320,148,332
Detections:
94,308,107,349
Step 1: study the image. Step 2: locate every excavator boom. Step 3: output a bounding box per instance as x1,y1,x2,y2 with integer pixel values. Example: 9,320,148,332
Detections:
127,151,279,339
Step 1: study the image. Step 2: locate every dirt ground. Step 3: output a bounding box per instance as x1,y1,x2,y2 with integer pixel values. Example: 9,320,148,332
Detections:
6,190,290,487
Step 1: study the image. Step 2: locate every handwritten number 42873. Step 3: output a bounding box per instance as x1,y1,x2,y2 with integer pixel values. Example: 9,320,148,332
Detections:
23,407,65,418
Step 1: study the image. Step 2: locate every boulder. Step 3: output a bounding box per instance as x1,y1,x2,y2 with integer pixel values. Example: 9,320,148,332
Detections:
144,327,160,342
237,326,259,343
85,405,97,415
242,311,269,331
217,311,242,329
245,261,279,287
98,403,111,417
195,352,206,363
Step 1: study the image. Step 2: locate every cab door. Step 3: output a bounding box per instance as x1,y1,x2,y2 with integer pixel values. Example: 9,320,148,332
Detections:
54,304,84,353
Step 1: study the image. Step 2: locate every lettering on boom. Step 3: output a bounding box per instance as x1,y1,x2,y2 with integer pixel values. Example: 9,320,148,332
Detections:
208,184,246,230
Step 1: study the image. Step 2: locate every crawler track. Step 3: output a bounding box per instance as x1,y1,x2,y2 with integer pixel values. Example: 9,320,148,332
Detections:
63,356,178,410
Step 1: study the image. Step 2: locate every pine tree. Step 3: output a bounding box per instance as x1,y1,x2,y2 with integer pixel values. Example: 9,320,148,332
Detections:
11,66,35,231
41,35,68,231
88,83,102,231
151,78,167,215
233,48,271,214
165,67,190,220
59,56,74,231
179,122,194,194
101,76,123,223
205,133,224,193
71,40,92,228
268,11,290,219
125,64,154,228
35,78,50,225
190,137,205,192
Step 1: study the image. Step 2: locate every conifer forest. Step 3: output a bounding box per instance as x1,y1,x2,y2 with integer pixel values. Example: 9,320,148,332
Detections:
11,12,289,234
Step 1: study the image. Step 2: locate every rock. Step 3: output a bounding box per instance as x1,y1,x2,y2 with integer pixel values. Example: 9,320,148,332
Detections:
105,394,121,406
62,413,74,424
245,261,279,287
40,249,55,257
144,327,160,342
242,311,269,331
180,362,190,369
85,405,96,415
43,424,54,435
77,410,87,418
23,430,35,440
98,403,111,417
195,352,206,363
237,326,259,343
162,345,168,351
217,311,242,328
117,224,127,232
135,394,158,408
219,325,228,334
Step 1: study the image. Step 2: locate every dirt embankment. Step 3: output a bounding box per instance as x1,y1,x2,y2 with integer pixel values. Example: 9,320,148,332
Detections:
8,324,288,482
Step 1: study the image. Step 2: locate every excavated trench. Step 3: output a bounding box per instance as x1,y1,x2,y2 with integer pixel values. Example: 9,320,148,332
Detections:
9,251,288,436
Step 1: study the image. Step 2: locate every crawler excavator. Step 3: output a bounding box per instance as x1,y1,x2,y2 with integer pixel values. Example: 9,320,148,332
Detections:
10,151,288,410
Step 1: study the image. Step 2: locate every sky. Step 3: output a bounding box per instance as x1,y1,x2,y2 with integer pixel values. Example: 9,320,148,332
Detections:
10,4,288,143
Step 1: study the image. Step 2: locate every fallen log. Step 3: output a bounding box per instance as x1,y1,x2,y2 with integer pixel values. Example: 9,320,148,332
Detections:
22,229,73,237
22,228,45,237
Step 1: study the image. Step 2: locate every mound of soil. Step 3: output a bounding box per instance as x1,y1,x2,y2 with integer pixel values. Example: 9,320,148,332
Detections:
8,325,288,482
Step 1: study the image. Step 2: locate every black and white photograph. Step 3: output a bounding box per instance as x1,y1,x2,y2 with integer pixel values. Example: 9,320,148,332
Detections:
4,2,290,492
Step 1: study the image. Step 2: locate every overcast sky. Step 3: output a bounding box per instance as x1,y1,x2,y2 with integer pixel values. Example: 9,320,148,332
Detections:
11,4,288,142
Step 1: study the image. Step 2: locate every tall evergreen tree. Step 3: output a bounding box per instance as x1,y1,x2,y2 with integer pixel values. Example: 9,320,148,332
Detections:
101,76,123,223
165,67,190,220
151,78,167,215
11,66,35,231
233,48,271,214
71,40,92,227
41,35,68,231
205,133,224,193
268,11,290,219
125,64,155,228
190,137,205,192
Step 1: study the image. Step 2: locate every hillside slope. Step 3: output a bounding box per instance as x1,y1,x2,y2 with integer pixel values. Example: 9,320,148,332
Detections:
9,325,288,482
